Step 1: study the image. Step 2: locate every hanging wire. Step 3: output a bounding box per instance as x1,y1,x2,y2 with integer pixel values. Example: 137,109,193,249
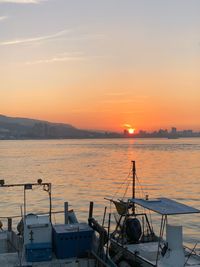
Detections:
110,162,155,231
122,178,131,199
136,173,146,198
112,163,148,201
112,163,132,200
134,172,152,226
135,173,155,231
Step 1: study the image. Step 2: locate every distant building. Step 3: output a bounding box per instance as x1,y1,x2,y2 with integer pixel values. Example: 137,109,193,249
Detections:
182,129,193,137
124,129,128,136
171,127,177,134
158,129,168,137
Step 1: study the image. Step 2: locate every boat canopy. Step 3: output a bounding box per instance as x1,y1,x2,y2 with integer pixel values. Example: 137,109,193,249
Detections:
129,197,200,215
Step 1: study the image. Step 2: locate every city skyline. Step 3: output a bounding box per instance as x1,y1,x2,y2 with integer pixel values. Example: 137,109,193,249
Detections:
1,113,199,136
1,113,200,140
0,1,200,132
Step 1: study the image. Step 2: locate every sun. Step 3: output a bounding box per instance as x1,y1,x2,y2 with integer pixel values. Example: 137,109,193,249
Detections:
123,124,136,136
128,128,135,134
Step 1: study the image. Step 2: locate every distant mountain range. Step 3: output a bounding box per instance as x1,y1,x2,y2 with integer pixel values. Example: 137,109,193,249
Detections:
0,114,121,139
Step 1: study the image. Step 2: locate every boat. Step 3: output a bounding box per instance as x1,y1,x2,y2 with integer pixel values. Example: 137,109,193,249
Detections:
107,161,200,267
167,135,179,139
0,179,116,267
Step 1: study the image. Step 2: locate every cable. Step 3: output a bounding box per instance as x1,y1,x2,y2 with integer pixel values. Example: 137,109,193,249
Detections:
112,164,132,200
136,173,146,198
122,178,132,199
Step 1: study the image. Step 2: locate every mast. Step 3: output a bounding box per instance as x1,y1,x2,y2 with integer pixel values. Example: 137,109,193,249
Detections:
132,160,136,213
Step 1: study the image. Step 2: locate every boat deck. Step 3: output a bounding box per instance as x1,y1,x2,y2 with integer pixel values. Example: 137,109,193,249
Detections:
127,241,200,267
128,241,158,264
0,252,97,267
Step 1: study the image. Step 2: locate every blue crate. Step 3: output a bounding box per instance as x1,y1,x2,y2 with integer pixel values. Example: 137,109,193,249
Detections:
25,242,52,262
53,223,94,259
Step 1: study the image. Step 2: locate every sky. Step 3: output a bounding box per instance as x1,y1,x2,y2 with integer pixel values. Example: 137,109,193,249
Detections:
0,0,200,132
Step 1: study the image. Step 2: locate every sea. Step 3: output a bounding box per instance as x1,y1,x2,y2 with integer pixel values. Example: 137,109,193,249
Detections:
0,138,200,247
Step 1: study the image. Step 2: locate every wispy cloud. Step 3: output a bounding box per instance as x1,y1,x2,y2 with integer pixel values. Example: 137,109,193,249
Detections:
0,0,45,3
0,16,8,21
0,29,72,46
25,55,86,65
104,92,130,97
101,99,136,104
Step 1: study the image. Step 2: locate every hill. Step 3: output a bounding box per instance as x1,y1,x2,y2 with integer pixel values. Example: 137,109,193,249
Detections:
0,114,120,139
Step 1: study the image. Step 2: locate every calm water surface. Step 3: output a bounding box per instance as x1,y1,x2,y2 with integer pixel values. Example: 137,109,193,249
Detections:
0,138,200,245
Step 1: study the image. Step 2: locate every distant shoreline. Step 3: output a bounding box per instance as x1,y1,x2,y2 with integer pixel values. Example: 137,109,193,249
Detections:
1,136,200,141
1,115,200,140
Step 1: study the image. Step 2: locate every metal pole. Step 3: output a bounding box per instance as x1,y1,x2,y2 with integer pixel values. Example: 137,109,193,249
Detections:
106,213,111,258
49,184,52,223
89,201,94,219
102,206,107,227
156,215,164,266
8,218,12,232
132,160,136,214
24,185,26,218
64,202,69,224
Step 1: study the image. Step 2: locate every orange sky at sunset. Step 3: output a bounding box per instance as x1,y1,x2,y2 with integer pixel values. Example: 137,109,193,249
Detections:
0,1,199,132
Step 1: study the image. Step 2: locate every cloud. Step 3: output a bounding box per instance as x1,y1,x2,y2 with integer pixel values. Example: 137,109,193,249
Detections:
0,29,72,46
104,92,130,97
0,0,45,3
123,124,133,128
0,16,8,21
102,99,135,104
25,55,86,65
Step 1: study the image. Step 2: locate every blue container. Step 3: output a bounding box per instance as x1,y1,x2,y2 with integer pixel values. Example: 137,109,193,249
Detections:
25,242,52,262
53,223,94,259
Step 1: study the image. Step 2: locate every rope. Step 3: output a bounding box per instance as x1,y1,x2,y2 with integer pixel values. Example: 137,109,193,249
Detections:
112,164,132,200
136,173,146,198
184,243,198,266
111,163,151,203
110,163,156,233
122,179,131,199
